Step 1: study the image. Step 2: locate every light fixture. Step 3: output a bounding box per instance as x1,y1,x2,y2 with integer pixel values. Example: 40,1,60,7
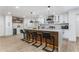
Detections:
48,6,51,10
30,11,33,23
16,6,19,8
47,6,51,18
8,12,11,14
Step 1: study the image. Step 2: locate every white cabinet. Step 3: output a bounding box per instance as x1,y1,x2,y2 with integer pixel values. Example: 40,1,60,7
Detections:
5,16,13,36
0,16,13,36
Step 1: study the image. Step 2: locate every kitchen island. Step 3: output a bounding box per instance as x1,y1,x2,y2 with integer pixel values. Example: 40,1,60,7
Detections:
24,28,63,52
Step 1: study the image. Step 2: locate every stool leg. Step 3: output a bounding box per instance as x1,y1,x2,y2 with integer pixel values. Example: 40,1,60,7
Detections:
25,34,29,42
33,35,42,48
32,37,37,45
52,37,55,52
43,38,55,52
21,33,25,41
52,39,55,52
27,34,33,43
43,38,47,49
37,36,42,47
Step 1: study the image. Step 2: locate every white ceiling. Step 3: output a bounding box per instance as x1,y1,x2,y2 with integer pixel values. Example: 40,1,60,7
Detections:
0,6,79,18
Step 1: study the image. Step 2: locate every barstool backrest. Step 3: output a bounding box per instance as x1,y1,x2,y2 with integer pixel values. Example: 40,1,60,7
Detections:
20,30,24,33
24,29,28,33
43,32,50,37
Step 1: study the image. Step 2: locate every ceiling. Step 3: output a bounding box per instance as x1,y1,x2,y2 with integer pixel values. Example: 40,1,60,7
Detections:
0,6,79,18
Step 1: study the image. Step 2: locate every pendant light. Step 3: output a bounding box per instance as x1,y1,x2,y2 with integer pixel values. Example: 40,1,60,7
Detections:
48,6,51,10
30,12,33,23
47,6,51,21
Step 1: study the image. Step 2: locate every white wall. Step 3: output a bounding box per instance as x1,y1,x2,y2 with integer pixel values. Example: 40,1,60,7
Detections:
67,9,79,41
0,16,5,36
59,13,69,23
5,16,13,36
59,13,70,39
59,12,76,41
76,15,79,37
68,11,76,41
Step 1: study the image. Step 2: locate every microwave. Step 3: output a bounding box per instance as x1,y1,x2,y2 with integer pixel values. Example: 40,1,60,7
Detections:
61,25,69,29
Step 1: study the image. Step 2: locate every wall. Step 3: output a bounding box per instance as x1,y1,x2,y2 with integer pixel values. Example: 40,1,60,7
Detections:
76,15,79,37
59,13,70,39
59,13,69,23
74,10,79,37
0,16,5,36
67,9,79,41
59,12,76,41
68,11,76,41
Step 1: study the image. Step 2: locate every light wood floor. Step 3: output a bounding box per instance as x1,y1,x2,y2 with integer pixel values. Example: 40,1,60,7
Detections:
0,35,79,52
61,38,79,52
0,35,45,52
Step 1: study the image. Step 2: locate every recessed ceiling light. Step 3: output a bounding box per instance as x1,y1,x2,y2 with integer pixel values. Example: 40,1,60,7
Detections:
8,12,11,14
16,6,19,8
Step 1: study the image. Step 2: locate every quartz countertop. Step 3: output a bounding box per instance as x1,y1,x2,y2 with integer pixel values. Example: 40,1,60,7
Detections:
24,28,62,32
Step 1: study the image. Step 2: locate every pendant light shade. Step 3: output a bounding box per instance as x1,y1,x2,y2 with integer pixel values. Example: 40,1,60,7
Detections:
48,6,51,10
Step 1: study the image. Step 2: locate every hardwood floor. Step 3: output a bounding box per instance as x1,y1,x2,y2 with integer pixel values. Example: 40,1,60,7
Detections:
0,35,79,52
0,35,44,52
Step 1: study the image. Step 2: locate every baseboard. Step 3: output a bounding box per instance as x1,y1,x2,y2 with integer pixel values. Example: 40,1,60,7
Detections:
0,35,13,38
63,38,76,42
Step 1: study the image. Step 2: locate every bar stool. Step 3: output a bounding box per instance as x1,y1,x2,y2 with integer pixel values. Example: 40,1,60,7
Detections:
26,30,33,43
24,29,29,42
33,31,42,48
20,29,26,41
42,32,55,52
31,31,38,46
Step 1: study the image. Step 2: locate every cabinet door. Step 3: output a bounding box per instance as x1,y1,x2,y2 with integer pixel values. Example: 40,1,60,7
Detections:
5,16,13,36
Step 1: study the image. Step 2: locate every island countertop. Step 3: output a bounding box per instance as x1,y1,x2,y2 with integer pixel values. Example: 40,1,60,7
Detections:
24,28,62,32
